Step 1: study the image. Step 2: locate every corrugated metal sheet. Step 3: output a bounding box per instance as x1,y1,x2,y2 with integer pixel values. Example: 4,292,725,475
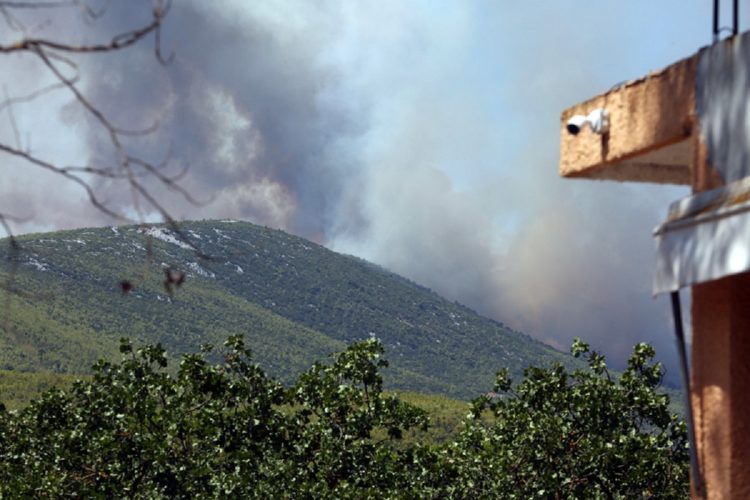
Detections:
653,176,750,294
697,31,750,184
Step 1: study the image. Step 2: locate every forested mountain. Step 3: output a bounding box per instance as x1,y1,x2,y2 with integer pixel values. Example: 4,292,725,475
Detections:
0,220,574,399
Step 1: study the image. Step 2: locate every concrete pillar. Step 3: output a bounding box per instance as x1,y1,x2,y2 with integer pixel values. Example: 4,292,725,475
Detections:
691,272,750,499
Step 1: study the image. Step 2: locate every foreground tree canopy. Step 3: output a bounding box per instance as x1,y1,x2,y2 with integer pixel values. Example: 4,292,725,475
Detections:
0,336,688,498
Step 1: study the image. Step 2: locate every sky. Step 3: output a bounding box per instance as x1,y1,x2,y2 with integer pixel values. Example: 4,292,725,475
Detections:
2,0,748,383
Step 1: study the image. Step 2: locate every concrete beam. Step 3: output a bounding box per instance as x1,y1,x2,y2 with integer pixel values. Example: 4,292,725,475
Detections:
559,53,698,185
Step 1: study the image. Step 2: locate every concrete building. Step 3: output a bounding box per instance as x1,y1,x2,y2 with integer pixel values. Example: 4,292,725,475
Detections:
559,31,750,499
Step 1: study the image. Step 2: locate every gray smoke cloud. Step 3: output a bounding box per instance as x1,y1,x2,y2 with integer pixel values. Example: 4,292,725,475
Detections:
326,2,696,381
66,1,359,239
5,0,737,382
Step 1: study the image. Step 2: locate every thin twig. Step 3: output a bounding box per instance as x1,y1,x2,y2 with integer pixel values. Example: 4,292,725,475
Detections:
0,0,206,307
0,78,75,114
0,0,170,55
2,85,22,149
0,142,129,222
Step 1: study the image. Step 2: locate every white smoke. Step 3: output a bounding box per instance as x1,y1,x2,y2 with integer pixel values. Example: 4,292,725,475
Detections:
4,0,736,382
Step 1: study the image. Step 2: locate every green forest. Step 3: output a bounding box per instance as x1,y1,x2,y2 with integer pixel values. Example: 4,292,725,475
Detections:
0,221,578,399
0,221,690,497
0,336,687,498
0,1,702,496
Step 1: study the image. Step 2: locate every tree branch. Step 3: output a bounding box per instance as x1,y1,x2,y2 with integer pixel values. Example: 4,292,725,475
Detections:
0,0,171,55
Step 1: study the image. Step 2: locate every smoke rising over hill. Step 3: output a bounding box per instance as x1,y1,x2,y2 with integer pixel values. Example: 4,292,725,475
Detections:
4,1,732,380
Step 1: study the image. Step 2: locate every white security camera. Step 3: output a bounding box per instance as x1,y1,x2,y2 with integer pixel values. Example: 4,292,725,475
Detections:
566,108,609,135
566,115,587,135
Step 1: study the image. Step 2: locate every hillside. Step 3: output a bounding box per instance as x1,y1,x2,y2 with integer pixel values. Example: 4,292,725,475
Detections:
0,220,574,399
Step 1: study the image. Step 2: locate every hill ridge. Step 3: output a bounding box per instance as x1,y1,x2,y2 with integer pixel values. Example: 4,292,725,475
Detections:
0,219,575,399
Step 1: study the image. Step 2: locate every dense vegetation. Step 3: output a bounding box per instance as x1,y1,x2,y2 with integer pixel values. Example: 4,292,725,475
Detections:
0,336,688,498
0,221,576,399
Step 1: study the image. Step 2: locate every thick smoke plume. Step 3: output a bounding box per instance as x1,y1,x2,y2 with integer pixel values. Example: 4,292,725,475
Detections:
5,1,733,381
69,1,358,238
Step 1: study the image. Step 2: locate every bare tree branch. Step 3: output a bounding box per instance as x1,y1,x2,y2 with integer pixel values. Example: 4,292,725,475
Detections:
0,0,194,229
0,142,127,221
0,0,209,307
0,0,170,55
1,1,112,34
0,78,75,114
2,85,22,149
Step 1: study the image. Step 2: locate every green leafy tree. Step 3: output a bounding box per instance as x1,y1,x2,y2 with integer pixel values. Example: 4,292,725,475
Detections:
443,339,689,498
0,336,290,496
0,337,428,497
279,338,430,496
0,337,688,498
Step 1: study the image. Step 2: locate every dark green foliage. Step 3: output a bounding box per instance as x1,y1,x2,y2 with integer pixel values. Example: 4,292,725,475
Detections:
0,220,575,399
0,337,688,498
0,337,430,497
442,338,689,498
0,337,286,496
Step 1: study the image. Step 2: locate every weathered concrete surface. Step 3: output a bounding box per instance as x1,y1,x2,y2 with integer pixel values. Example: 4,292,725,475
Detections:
692,272,750,500
688,101,750,497
560,30,750,186
559,54,696,184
